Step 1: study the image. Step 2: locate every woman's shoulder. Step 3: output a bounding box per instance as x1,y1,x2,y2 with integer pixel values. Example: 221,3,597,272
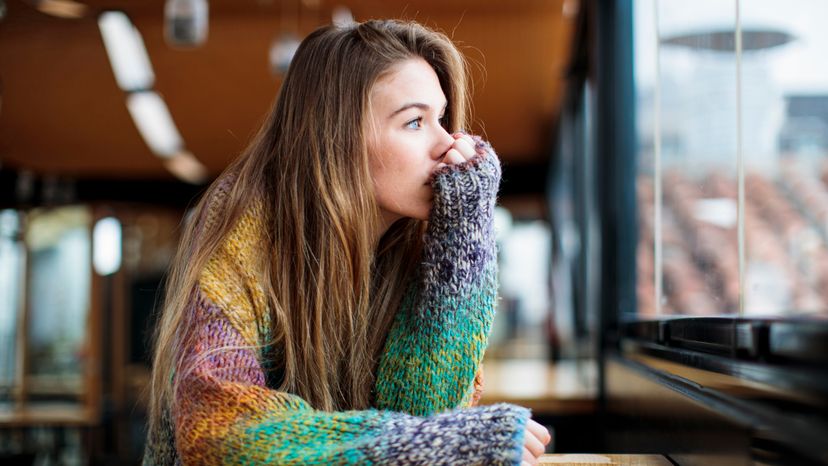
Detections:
194,171,268,238
200,172,240,232
195,173,271,346
199,172,268,278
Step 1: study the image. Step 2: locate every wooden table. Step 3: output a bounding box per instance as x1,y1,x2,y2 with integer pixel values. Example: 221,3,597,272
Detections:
479,359,597,415
539,454,672,465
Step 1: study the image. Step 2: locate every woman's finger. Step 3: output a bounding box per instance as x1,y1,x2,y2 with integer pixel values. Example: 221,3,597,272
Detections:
524,429,545,458
452,137,476,160
444,148,466,165
460,134,477,150
527,419,552,445
522,447,537,465
452,132,478,158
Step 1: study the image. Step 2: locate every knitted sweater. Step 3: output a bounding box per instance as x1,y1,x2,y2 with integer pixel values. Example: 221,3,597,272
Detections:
142,137,530,465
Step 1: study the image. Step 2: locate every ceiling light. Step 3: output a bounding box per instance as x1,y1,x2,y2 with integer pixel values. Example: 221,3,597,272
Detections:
164,0,209,48
126,91,183,158
98,11,155,91
164,150,209,184
562,0,579,19
37,0,88,19
269,32,300,75
332,5,354,27
93,216,122,276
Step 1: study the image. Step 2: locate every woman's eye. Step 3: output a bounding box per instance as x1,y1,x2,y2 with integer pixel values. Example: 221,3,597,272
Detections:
405,117,423,129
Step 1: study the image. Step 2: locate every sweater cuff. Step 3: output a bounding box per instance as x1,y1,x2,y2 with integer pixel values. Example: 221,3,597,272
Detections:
485,403,531,466
370,403,530,465
429,136,502,223
451,402,530,466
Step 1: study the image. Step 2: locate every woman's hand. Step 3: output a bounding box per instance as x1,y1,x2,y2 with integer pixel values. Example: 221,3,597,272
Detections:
522,419,552,465
435,132,478,169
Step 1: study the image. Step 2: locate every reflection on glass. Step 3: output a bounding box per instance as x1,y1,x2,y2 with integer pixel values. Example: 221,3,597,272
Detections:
636,177,657,316
742,0,828,316
636,0,828,318
0,210,24,401
25,206,91,396
636,0,739,316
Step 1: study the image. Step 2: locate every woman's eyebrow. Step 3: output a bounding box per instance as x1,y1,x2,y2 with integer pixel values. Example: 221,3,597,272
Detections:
388,101,448,119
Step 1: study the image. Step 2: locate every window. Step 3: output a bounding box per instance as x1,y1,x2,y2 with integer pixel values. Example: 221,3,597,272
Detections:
490,207,554,359
25,207,92,400
634,0,828,318
0,210,24,403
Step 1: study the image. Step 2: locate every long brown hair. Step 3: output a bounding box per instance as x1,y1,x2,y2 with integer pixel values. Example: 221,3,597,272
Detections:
146,18,470,436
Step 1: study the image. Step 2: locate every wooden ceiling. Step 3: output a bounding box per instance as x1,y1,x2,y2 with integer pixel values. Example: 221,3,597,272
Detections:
0,0,575,180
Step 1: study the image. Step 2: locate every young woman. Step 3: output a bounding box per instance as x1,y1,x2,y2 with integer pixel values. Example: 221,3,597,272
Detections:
143,19,551,465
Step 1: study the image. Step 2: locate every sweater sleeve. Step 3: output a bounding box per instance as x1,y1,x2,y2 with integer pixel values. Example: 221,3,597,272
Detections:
172,287,529,465
374,136,503,416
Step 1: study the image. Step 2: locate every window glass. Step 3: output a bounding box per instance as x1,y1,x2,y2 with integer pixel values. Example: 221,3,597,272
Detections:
495,216,552,359
0,210,24,402
25,206,91,398
635,0,828,317
741,0,828,316
635,0,740,316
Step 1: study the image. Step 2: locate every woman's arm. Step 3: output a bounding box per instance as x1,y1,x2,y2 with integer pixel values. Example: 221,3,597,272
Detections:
374,136,502,415
164,288,528,465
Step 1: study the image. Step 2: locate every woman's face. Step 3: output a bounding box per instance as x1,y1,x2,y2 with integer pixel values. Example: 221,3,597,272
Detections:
367,57,455,227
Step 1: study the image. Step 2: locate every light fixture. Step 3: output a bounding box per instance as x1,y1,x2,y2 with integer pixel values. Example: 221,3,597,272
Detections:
126,91,183,158
269,0,302,75
37,0,88,19
93,216,122,276
562,0,579,19
332,5,354,27
98,11,155,91
164,150,209,184
164,0,209,48
269,32,301,75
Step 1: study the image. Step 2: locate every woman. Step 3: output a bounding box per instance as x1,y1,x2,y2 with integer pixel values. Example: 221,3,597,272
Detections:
143,19,551,465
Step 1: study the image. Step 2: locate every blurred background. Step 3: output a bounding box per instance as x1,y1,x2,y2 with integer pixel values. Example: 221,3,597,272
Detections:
1,0,827,465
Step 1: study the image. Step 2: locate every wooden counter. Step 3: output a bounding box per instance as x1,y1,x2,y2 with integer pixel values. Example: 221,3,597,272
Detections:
479,359,597,415
539,454,672,465
0,402,96,427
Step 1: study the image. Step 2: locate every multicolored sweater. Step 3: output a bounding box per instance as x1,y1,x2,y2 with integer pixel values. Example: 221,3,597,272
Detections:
142,137,530,465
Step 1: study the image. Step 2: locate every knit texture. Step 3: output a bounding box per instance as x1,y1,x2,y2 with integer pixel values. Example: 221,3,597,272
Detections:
142,137,530,465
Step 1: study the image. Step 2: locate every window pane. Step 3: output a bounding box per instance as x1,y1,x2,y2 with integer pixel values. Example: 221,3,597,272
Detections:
635,0,658,317
25,206,91,398
0,210,24,401
742,0,828,317
491,205,554,359
636,0,740,316
636,0,828,318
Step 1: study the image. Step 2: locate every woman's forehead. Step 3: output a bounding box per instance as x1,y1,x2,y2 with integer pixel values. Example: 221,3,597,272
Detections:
370,58,446,116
